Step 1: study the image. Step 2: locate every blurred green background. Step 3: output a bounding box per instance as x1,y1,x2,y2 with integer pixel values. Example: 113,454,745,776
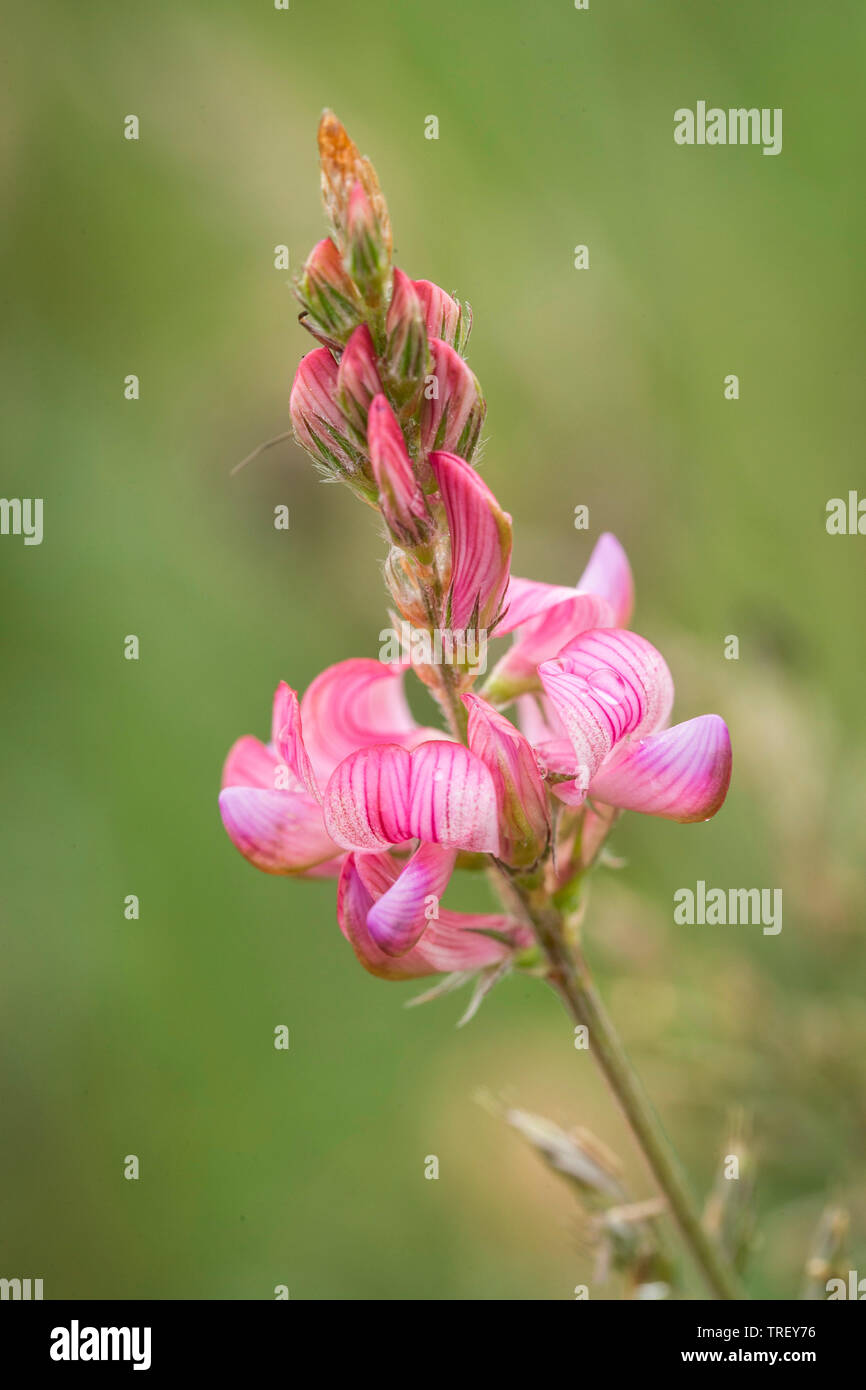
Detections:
2,0,864,1300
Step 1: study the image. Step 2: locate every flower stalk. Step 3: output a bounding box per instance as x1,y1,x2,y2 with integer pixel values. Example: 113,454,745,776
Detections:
503,870,743,1301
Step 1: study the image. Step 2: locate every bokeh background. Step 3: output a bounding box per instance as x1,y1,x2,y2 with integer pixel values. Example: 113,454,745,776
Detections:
2,0,864,1300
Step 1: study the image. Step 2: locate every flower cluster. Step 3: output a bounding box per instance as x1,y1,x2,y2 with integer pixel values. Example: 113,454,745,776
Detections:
220,113,732,982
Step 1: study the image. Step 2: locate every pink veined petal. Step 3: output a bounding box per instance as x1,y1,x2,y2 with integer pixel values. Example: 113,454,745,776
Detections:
366,842,457,956
406,740,501,853
576,532,635,627
323,740,500,853
323,743,413,849
338,853,532,980
300,658,443,784
271,681,321,800
464,692,549,866
492,582,616,686
555,628,675,738
538,659,636,806
420,339,484,457
412,280,462,348
221,736,280,791
589,715,732,822
516,694,565,746
218,787,343,874
367,394,429,543
428,450,512,632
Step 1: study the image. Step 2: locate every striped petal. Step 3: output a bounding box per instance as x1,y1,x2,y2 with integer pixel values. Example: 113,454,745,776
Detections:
338,852,532,980
300,658,443,784
464,692,549,867
420,339,485,460
576,532,634,627
589,715,732,822
429,450,512,632
323,743,413,849
366,842,457,956
554,629,674,737
221,736,280,791
539,630,674,806
405,740,500,852
323,739,500,853
488,582,615,696
218,786,342,874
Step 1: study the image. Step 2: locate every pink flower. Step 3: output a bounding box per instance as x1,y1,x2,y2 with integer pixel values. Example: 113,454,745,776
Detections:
485,532,633,701
322,738,502,958
535,628,731,822
219,660,444,877
338,851,531,979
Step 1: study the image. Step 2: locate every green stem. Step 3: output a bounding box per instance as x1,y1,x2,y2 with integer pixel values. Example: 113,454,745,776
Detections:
511,882,744,1301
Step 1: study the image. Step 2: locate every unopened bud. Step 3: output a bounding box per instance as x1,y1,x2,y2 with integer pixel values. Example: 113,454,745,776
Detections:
383,269,429,408
294,237,364,347
336,324,383,443
290,348,366,479
346,181,391,310
420,340,486,462
414,279,471,354
367,394,430,546
317,110,392,260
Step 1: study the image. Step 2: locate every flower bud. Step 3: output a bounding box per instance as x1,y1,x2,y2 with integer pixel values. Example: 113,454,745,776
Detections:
367,394,430,546
336,323,383,443
294,237,364,347
317,110,392,260
414,279,470,354
290,348,365,479
382,269,429,408
345,181,392,310
420,339,486,462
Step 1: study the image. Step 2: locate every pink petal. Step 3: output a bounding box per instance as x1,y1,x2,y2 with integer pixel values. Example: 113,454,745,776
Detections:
576,532,635,627
271,681,320,799
222,736,279,790
420,339,485,459
338,853,532,980
429,450,512,631
554,629,674,738
323,739,500,853
413,280,464,350
323,743,413,849
589,715,732,822
464,692,549,867
490,580,615,691
367,394,429,544
336,323,382,439
406,740,500,853
218,787,343,874
300,658,442,784
366,842,457,956
290,348,361,474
